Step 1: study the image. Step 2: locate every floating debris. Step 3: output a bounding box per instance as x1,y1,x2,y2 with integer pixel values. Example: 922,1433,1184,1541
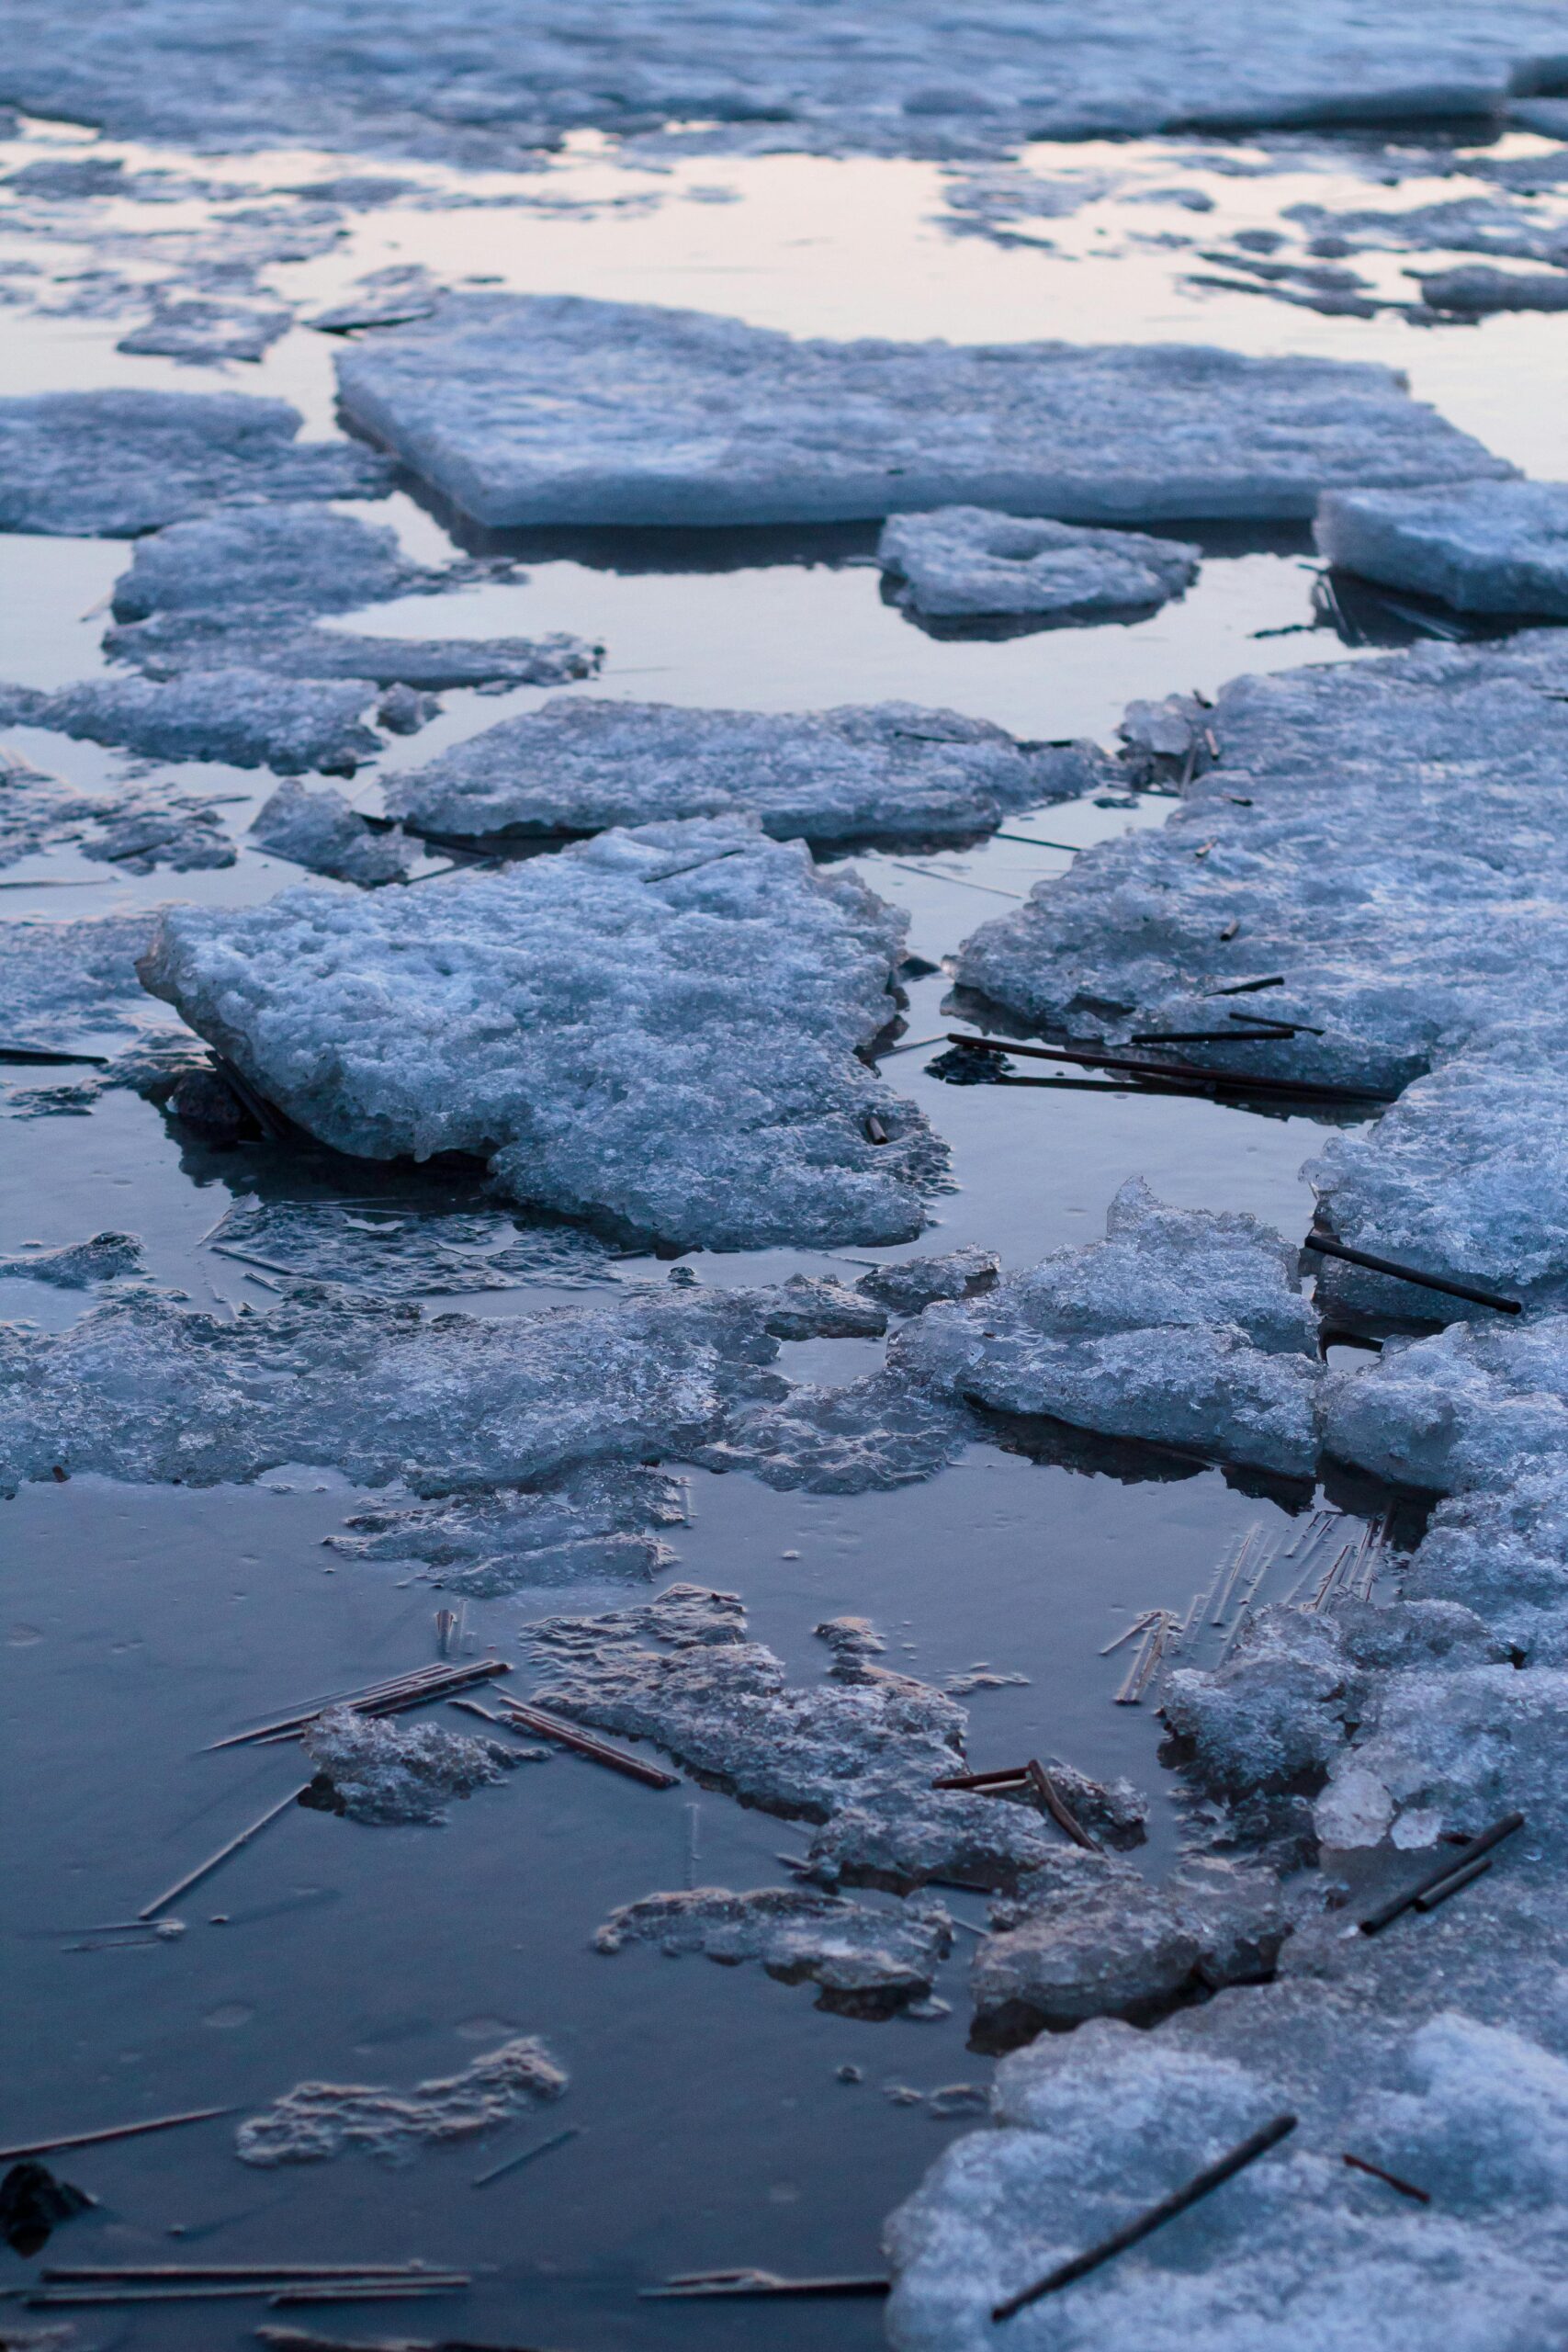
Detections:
0,2107,233,2162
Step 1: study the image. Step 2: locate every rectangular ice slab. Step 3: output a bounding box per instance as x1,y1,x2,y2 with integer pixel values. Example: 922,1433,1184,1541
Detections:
139,815,944,1250
1315,480,1568,617
334,295,1509,530
386,697,1064,845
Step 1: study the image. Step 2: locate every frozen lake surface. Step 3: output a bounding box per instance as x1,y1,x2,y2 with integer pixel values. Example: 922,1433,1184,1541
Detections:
3,91,1567,2352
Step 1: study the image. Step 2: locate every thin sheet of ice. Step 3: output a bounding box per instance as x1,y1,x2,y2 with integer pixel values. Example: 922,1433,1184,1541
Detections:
0,752,232,876
139,816,946,1251
0,390,390,536
0,1232,144,1288
204,1194,628,1296
0,671,381,775
327,1462,687,1593
1416,264,1568,311
1285,194,1568,264
876,510,1201,620
0,911,164,1050
106,610,599,691
1315,480,1568,616
385,698,1066,844
6,0,1568,165
593,1884,953,2009
334,295,1508,530
236,2036,565,2166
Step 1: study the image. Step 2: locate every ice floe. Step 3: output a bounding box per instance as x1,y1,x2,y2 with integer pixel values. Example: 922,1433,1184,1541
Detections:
0,911,164,1050
593,1884,953,2013
327,1463,687,1593
139,815,945,1250
109,503,451,621
0,390,389,536
854,1247,1000,1317
250,781,417,884
300,1705,522,1824
0,670,381,774
1315,480,1568,617
385,697,1063,845
335,295,1507,530
236,2036,565,2165
106,610,599,691
876,509,1201,623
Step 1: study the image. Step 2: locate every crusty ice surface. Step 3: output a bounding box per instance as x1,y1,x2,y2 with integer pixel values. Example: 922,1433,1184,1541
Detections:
876,508,1201,620
0,390,389,536
385,697,1066,844
953,633,1568,1301
203,1195,631,1297
139,815,946,1250
301,1705,520,1825
6,0,1568,165
334,295,1507,530
855,1247,1000,1316
594,1883,953,2010
0,670,381,774
0,911,164,1048
1315,480,1568,617
236,2035,565,2166
250,781,416,884
0,1232,144,1287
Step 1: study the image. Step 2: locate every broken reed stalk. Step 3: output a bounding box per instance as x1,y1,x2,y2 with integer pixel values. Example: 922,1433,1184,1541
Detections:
1359,1812,1524,1935
1341,2152,1431,2203
30,2284,462,2308
209,1054,292,1145
44,2267,456,2284
991,2112,1298,2321
0,1045,110,1066
1413,1854,1493,1912
1130,1028,1300,1046
991,833,1081,852
471,2123,581,2188
1113,1622,1159,1704
932,1765,1032,1790
491,1696,679,1788
642,2273,890,2300
0,2107,233,2162
1302,1233,1521,1315
1205,976,1286,996
1099,1611,1160,1657
944,1034,1393,1105
1025,1759,1100,1852
1212,1528,1258,1624
138,1786,310,1920
209,1658,510,1749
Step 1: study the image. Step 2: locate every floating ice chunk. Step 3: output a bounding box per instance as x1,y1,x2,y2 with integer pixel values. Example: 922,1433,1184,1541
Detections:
335,295,1506,530
204,1195,628,1297
1406,1472,1568,1655
1316,481,1568,618
939,167,1126,236
526,1584,1064,1892
890,1179,1321,1476
1314,1664,1568,1848
876,508,1201,620
1313,1762,1396,1847
1417,264,1568,311
328,1463,687,1593
1322,1313,1568,1498
972,1865,1287,2043
384,697,1063,845
106,609,599,690
251,780,416,884
0,669,380,774
301,1704,519,1824
0,390,389,536
138,816,944,1251
0,1283,792,1497
110,503,446,620
118,297,291,363
855,1248,1000,1316
1286,195,1568,264
236,2036,565,2166
593,1884,953,2012
709,1368,972,1493
0,1233,144,1288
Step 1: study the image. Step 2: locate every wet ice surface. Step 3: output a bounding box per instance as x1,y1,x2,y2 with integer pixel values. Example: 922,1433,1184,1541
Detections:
3,99,1568,2352
1315,477,1568,616
876,511,1202,623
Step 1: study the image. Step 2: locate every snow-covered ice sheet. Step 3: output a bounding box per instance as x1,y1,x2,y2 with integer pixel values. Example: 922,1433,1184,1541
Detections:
335,295,1508,530
0,390,389,537
594,1884,953,2011
237,2036,565,2166
1315,480,1568,617
0,670,382,775
385,698,1066,844
139,815,946,1250
876,509,1201,621
6,0,1568,166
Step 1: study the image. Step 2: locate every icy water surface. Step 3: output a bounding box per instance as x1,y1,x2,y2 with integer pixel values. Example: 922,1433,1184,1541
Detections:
3,106,1562,2350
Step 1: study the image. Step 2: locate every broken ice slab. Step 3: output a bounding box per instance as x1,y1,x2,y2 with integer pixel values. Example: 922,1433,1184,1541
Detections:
593,1884,953,2013
876,508,1201,623
886,2001,1568,2348
0,390,390,536
118,297,291,364
327,1464,686,1593
106,610,600,691
333,294,1509,530
139,814,946,1251
203,1195,628,1298
0,670,381,775
300,1707,520,1824
110,503,452,621
384,697,1068,847
853,1247,1000,1316
236,2038,565,2167
889,1179,1323,1479
1315,480,1568,618
251,784,417,886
